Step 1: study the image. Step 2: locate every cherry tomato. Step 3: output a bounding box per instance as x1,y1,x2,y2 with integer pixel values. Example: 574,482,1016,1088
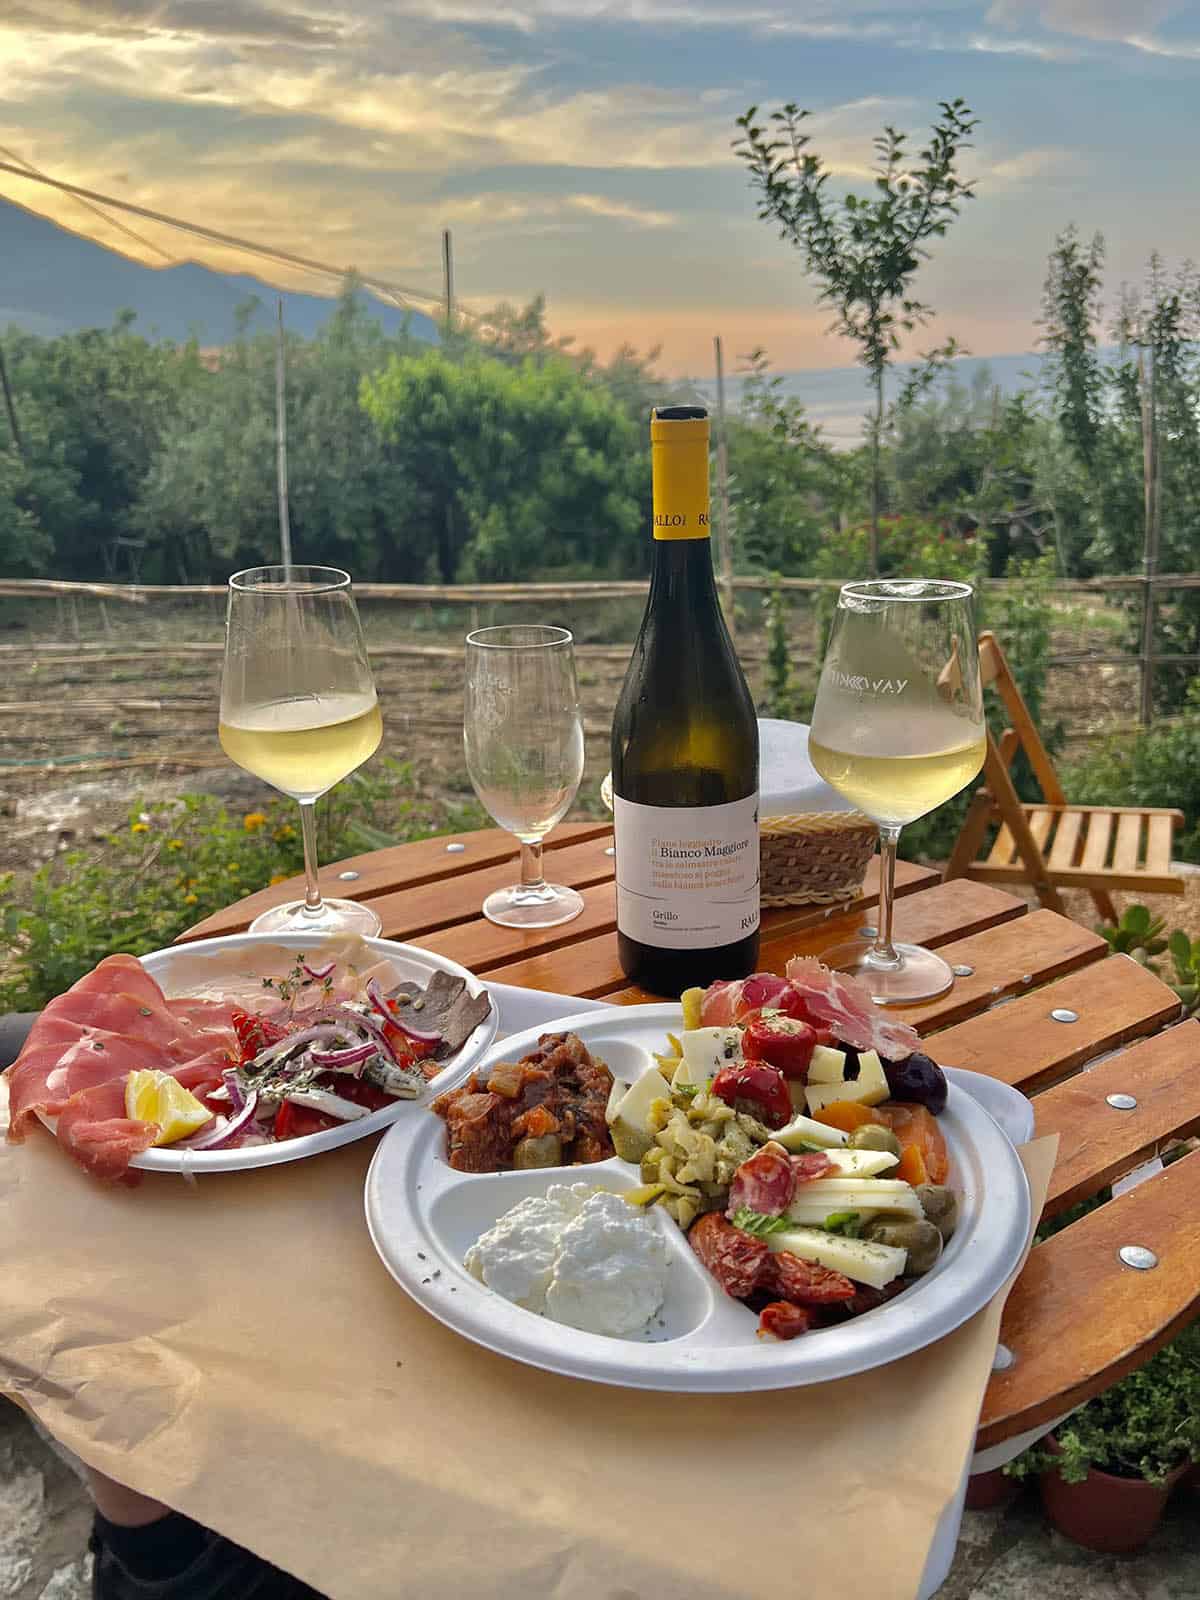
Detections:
710,1061,793,1129
741,1016,818,1080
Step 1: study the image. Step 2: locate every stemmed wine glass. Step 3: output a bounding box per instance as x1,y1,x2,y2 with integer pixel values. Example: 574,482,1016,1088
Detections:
464,625,585,928
219,565,384,937
808,579,985,1004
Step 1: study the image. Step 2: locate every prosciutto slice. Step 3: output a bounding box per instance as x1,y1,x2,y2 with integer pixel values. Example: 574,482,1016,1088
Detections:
783,957,921,1062
5,954,238,1182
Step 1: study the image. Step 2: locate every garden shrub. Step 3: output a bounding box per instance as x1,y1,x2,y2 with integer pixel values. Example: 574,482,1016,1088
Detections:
0,760,485,1012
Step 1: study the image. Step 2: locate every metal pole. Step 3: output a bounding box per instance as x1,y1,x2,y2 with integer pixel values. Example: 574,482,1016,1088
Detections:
712,335,736,641
442,229,455,329
0,339,24,459
275,300,293,573
1138,347,1158,725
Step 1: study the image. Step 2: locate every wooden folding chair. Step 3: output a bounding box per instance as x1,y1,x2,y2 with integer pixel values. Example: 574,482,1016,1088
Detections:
945,630,1184,922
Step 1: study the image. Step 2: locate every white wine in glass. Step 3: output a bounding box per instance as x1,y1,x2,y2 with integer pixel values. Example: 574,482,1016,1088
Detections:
464,625,585,929
809,579,985,1004
219,565,383,937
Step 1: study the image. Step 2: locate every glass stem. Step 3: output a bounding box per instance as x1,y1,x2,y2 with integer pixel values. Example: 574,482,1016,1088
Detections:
872,824,902,965
298,802,324,917
519,840,546,897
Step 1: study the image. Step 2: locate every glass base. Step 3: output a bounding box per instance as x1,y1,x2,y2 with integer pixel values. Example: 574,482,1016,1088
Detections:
248,897,383,938
819,938,954,1006
482,882,585,929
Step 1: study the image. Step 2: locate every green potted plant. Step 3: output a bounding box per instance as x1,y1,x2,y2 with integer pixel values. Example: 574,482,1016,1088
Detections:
1005,1323,1200,1553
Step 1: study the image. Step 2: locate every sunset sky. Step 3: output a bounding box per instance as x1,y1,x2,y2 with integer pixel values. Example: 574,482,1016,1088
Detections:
2,1,1198,374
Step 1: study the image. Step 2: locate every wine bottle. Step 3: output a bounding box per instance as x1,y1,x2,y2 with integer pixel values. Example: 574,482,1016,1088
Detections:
611,406,760,995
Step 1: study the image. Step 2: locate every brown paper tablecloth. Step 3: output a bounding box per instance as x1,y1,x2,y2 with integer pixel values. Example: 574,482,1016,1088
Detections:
2,1095,1055,1600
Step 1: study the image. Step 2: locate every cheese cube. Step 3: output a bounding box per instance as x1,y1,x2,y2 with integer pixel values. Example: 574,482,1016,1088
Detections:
679,1027,742,1084
806,1045,848,1085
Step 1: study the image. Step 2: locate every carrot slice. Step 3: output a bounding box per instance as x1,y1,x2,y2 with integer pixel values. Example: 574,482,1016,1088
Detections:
877,1103,949,1184
895,1143,928,1187
810,1100,886,1133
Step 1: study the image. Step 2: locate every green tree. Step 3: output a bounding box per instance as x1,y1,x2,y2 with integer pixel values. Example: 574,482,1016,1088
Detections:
726,349,840,573
734,98,978,574
361,351,647,581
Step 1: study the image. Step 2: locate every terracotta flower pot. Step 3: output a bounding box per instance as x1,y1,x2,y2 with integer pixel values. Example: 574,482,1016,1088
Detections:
1038,1435,1188,1554
965,1467,1022,1512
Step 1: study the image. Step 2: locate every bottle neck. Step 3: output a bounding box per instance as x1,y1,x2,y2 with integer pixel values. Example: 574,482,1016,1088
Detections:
647,534,719,613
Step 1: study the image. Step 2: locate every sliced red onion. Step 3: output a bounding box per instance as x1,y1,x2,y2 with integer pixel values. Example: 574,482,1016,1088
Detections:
179,1091,259,1151
310,1042,376,1070
222,1069,246,1114
366,978,441,1046
335,1003,401,1066
302,960,336,982
253,1022,346,1068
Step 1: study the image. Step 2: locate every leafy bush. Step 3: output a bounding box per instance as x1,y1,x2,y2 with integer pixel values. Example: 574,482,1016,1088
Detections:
1097,903,1200,1015
759,576,801,721
0,761,485,1012
1004,1319,1200,1484
1063,680,1200,860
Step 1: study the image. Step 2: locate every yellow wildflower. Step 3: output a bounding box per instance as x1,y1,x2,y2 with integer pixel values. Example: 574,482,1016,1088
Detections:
167,839,183,851
183,893,198,905
243,812,267,832
130,821,149,834
227,862,241,874
273,824,296,842
269,873,290,886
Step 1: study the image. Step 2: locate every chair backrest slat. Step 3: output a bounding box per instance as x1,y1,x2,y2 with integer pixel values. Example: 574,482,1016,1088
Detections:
979,630,1067,808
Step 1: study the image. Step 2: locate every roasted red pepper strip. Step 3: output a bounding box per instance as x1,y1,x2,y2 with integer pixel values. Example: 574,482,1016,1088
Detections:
231,1009,288,1062
710,1061,793,1129
741,1016,819,1080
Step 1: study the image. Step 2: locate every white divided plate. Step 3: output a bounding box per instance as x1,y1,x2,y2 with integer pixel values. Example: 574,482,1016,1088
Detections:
365,1004,1032,1392
44,933,497,1175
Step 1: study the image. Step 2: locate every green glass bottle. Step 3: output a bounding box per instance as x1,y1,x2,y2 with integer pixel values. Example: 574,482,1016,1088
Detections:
611,406,760,996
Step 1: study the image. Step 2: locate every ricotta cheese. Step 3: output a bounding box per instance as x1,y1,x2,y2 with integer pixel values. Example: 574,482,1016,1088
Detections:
465,1183,669,1338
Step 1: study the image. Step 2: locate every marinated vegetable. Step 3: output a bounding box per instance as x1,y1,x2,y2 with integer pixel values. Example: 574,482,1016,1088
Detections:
741,1016,819,1079
916,1183,959,1242
710,1061,792,1129
847,1124,903,1158
862,1216,944,1276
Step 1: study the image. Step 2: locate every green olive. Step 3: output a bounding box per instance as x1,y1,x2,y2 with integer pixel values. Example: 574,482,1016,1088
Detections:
847,1124,903,1159
863,1216,944,1275
610,1122,653,1165
916,1184,959,1242
512,1133,563,1169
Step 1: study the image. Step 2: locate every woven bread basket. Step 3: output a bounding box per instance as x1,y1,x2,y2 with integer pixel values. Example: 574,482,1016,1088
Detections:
760,810,877,907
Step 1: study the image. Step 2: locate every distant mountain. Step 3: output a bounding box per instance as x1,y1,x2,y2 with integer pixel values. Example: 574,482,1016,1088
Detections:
696,350,1055,448
0,197,439,345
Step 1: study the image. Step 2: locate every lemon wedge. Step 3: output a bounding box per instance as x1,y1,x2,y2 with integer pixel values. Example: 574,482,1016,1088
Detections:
124,1069,213,1146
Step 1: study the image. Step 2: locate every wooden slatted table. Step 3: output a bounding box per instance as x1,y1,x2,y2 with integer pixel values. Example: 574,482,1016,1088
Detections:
187,823,1200,1454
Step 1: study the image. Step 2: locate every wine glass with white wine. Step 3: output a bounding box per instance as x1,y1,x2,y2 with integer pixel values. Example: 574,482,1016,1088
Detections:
809,579,985,1004
219,565,383,937
464,625,585,928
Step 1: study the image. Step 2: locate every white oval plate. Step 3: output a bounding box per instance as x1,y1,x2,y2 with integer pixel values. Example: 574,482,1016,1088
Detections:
365,1004,1032,1392
40,933,497,1175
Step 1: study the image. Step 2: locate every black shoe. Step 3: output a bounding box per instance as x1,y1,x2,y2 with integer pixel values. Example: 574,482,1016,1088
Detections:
90,1511,328,1600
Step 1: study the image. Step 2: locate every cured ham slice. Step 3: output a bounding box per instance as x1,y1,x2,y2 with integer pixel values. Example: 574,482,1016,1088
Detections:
783,957,921,1062
699,974,791,1027
5,954,238,1182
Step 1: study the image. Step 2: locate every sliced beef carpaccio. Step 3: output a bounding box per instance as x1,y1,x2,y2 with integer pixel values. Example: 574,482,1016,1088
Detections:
430,1031,614,1172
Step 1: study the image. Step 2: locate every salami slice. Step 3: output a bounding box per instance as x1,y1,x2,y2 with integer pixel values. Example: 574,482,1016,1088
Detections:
689,1212,769,1300
726,1140,796,1219
757,1301,814,1341
791,1151,837,1185
761,1250,857,1305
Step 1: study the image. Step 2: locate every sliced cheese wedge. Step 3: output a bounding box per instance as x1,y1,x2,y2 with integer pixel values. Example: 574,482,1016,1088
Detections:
766,1226,907,1290
821,1148,899,1178
773,1112,849,1151
679,1026,742,1083
608,1068,671,1137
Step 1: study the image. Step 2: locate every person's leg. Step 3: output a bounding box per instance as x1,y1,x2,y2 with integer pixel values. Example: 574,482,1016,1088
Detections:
86,1466,328,1598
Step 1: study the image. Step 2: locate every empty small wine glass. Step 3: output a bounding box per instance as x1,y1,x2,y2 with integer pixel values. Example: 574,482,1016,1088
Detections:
464,625,586,928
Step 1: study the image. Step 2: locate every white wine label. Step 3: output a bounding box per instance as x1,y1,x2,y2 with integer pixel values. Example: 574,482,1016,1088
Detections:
613,793,760,949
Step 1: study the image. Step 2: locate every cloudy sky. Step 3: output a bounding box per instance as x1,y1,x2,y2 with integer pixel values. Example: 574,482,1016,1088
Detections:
1,1,1197,372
